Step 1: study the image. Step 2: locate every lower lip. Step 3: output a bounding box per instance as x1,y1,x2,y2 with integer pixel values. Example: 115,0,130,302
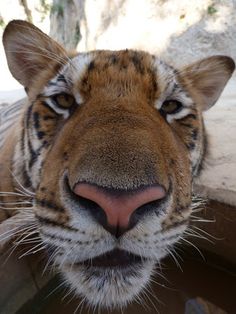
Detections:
76,249,145,268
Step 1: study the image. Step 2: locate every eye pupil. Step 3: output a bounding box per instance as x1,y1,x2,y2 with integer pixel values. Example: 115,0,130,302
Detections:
160,100,183,115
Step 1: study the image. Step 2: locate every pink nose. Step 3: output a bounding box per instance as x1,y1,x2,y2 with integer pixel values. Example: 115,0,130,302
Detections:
73,183,166,230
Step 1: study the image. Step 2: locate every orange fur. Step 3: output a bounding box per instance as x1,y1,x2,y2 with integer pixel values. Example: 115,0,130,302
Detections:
0,20,234,309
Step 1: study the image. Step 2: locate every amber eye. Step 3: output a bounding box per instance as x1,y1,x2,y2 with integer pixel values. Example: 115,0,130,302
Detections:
160,100,183,115
52,93,75,109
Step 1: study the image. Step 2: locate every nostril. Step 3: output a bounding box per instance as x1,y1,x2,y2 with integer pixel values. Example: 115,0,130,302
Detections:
129,199,165,229
72,194,127,238
76,195,100,211
73,194,108,228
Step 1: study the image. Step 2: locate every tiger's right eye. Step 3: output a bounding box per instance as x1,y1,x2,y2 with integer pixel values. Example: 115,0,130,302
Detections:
160,100,183,115
53,93,76,109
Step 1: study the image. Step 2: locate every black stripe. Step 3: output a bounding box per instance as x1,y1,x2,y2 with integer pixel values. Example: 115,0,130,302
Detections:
186,141,196,150
26,104,33,130
36,215,78,232
178,122,193,128
178,113,197,122
161,218,189,233
22,166,33,189
43,115,57,120
46,81,58,87
110,54,118,64
191,129,198,140
24,105,46,168
36,199,65,212
172,82,179,93
20,126,32,188
41,101,61,116
131,52,145,74
147,68,158,93
57,74,67,83
28,139,49,169
88,61,95,72
21,123,25,153
33,111,40,129
24,106,38,170
27,130,38,169
37,131,45,140
184,113,197,120
40,229,86,245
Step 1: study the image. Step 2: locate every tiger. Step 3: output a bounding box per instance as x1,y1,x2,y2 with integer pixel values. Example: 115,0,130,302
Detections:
0,19,234,310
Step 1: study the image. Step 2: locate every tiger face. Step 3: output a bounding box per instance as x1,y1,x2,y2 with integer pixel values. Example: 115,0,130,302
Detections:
2,20,234,309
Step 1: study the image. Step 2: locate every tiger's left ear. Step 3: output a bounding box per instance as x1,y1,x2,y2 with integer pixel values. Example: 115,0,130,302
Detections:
180,56,235,111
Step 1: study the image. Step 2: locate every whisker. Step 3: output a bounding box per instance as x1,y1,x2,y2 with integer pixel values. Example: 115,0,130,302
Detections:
45,280,66,300
166,247,183,272
0,223,36,242
3,234,37,263
63,286,76,303
134,290,151,312
0,205,33,210
0,201,32,205
0,191,29,197
42,246,61,275
15,238,41,245
180,237,205,261
13,229,39,246
73,295,86,314
19,242,46,259
5,227,38,256
190,215,216,223
184,228,214,243
191,225,224,241
140,285,160,313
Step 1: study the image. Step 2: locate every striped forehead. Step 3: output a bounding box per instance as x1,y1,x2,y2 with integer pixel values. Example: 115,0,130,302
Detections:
42,53,93,104
153,59,194,109
43,51,193,108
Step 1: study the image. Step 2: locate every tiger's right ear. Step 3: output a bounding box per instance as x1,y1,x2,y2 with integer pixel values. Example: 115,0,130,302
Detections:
3,20,67,89
180,55,235,111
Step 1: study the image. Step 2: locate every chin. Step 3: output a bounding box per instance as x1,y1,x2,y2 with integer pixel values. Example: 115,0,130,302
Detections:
61,250,156,309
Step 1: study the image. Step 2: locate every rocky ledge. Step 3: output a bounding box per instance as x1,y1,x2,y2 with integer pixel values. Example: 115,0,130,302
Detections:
195,76,236,207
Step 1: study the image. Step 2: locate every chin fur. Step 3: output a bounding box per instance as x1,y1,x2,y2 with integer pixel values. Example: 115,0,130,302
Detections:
62,260,155,310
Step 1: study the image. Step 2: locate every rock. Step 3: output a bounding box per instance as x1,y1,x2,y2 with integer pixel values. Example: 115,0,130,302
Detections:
195,77,236,207
65,0,236,67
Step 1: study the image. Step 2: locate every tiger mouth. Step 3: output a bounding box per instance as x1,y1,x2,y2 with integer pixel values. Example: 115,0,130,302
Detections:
75,249,145,268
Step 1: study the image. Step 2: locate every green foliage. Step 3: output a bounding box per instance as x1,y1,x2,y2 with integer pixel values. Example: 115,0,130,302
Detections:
36,0,52,21
75,22,82,43
207,5,218,15
51,3,64,17
0,15,5,29
40,0,51,14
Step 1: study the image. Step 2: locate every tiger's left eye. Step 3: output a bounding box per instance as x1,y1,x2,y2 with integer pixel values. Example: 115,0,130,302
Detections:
160,100,183,115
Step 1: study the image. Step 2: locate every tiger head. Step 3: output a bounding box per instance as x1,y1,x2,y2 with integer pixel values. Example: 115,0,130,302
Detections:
3,20,235,309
